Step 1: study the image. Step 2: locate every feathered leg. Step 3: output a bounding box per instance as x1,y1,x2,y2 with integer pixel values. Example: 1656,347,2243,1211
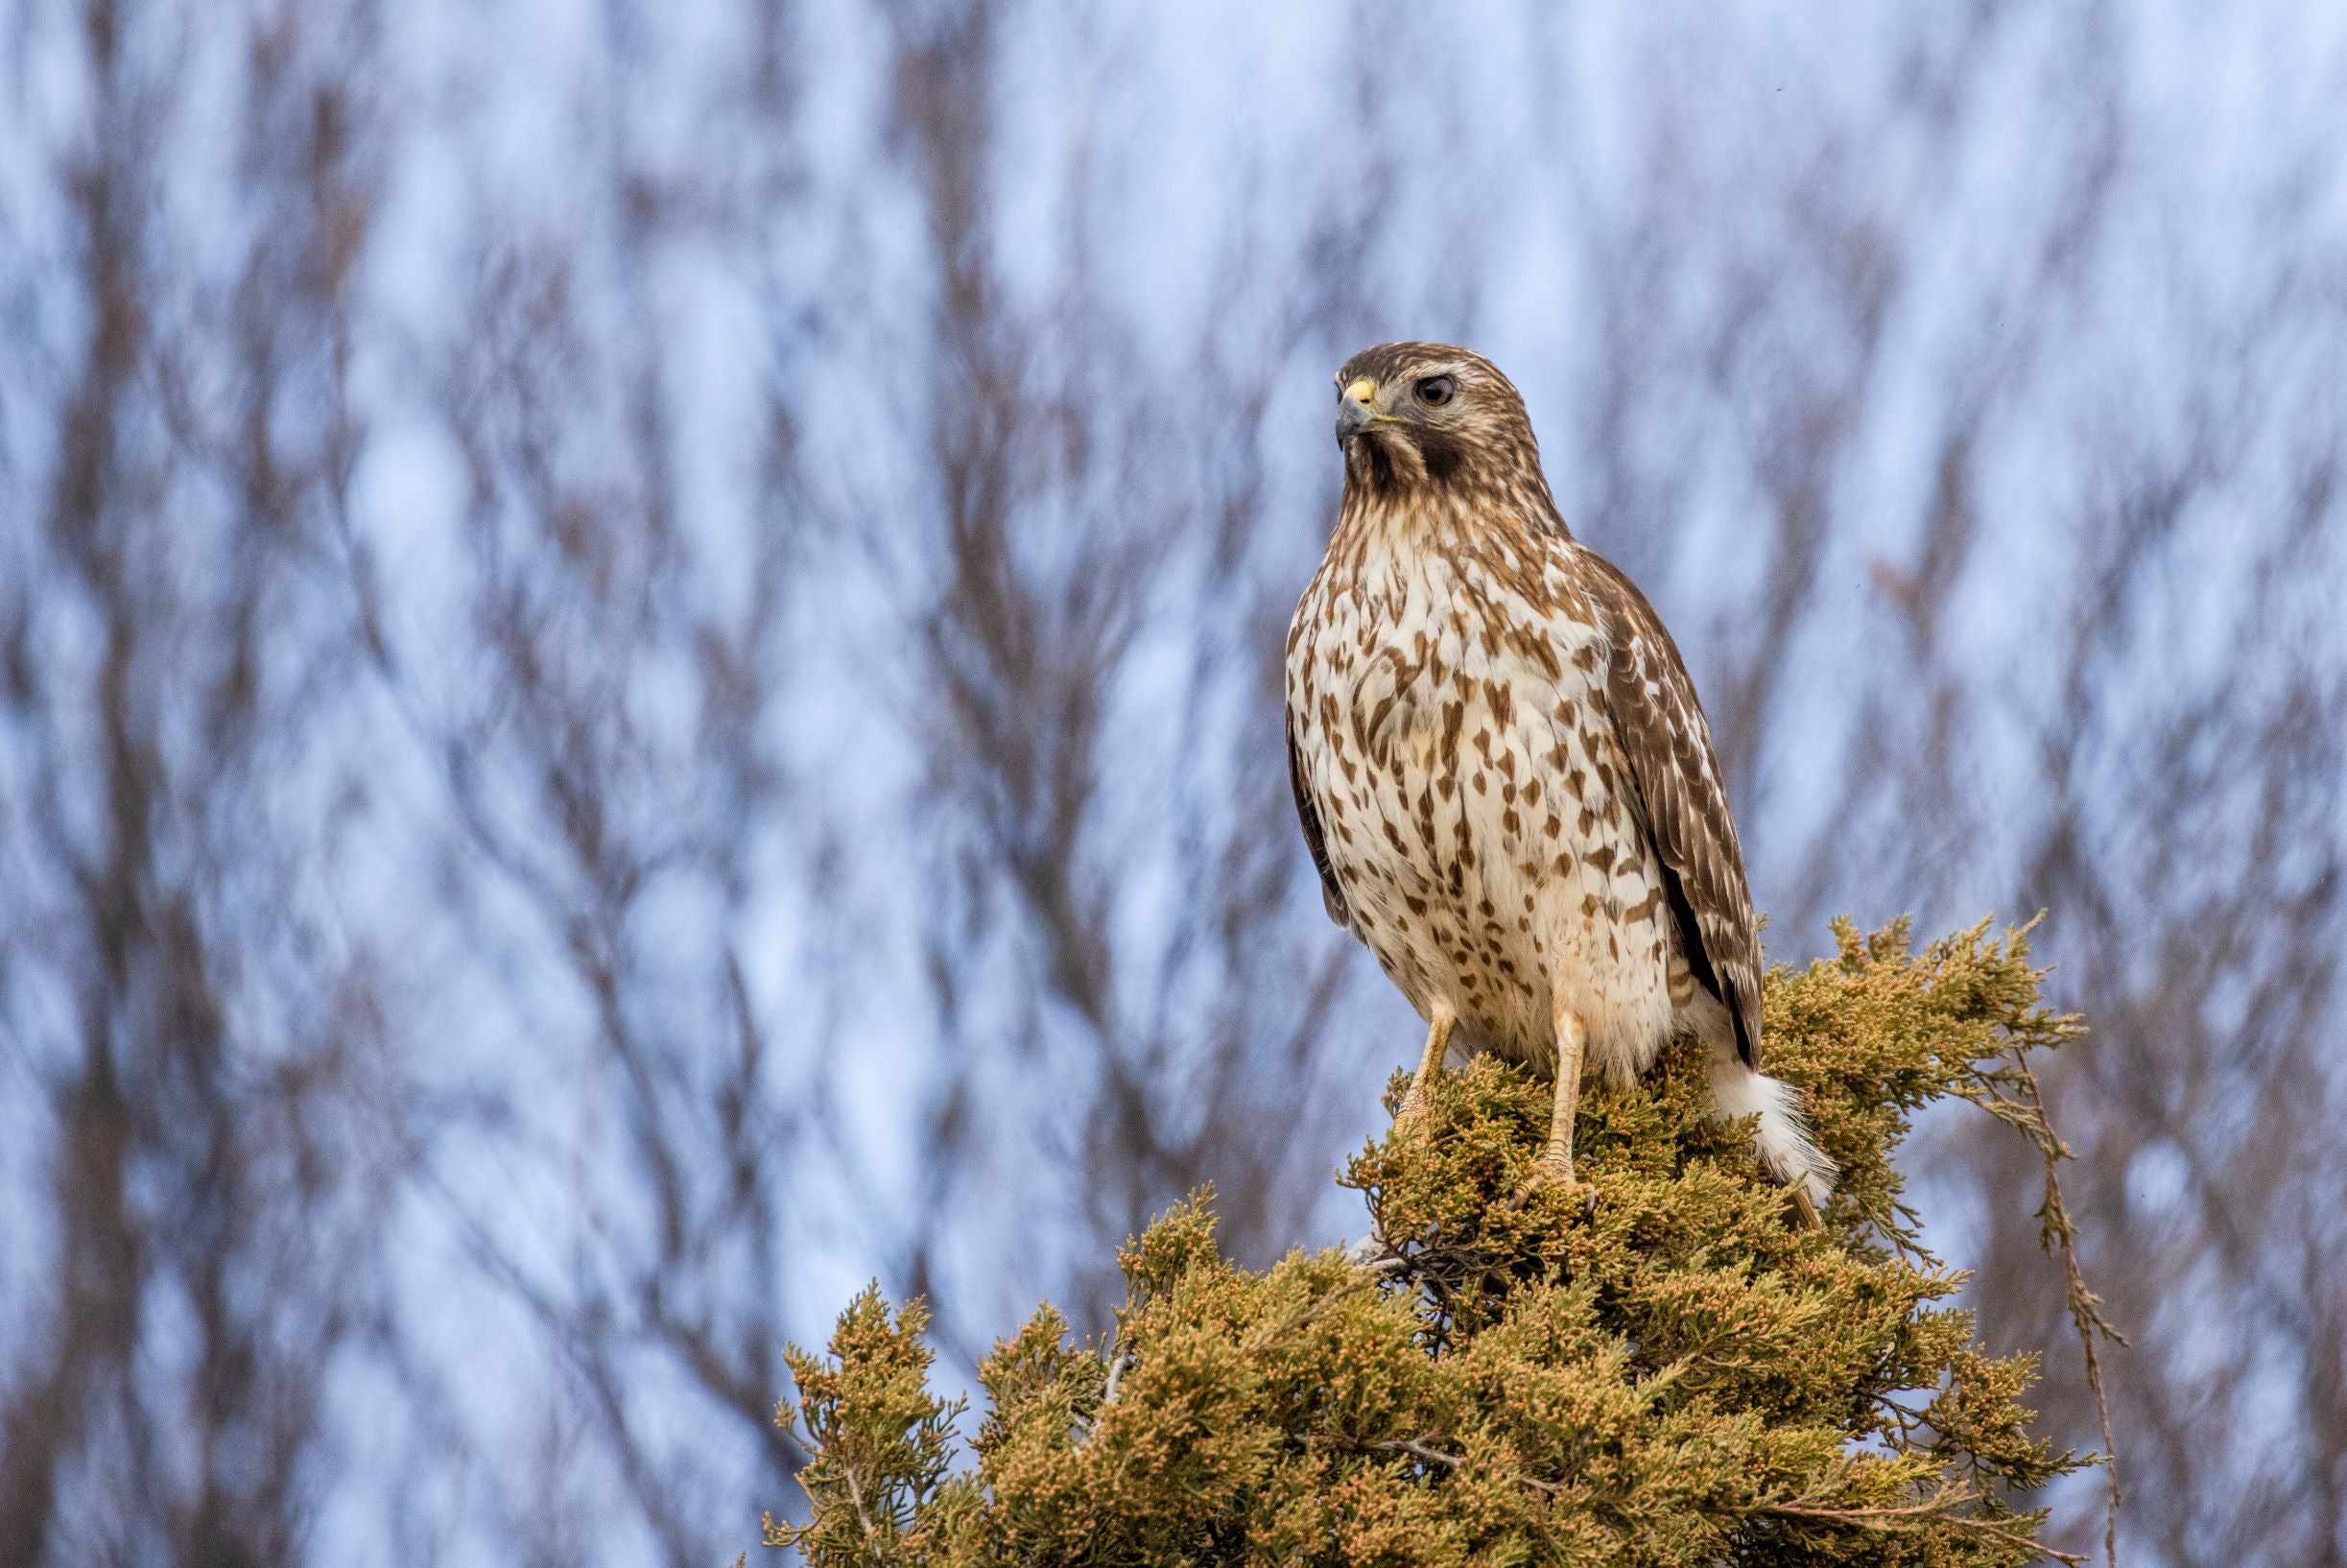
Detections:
1394,1000,1455,1132
1518,1003,1590,1201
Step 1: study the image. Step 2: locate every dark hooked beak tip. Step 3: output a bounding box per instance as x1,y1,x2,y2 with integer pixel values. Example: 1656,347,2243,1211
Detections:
1335,396,1376,443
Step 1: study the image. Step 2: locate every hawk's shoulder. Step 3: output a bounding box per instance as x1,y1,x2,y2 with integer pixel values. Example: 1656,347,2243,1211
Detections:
1568,544,1766,1068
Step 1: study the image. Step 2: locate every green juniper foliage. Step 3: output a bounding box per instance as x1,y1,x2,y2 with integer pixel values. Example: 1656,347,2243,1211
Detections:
768,920,2105,1566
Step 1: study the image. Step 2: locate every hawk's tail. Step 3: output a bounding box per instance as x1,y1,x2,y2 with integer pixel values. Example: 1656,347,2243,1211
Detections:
1706,1047,1835,1222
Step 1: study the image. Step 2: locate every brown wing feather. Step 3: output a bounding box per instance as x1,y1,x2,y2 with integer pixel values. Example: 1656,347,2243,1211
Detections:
1288,707,1352,930
1578,552,1766,1069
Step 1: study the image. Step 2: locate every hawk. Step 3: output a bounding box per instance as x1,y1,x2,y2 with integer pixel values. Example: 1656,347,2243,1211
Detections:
1285,342,1833,1222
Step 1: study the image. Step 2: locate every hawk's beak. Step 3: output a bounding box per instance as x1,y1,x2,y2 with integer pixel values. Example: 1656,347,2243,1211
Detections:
1335,377,1379,442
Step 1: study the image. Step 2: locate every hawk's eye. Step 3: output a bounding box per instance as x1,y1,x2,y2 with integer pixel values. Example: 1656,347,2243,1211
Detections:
1414,375,1456,408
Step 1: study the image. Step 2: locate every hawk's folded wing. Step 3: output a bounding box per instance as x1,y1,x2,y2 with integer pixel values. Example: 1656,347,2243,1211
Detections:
1581,552,1766,1069
1287,707,1352,931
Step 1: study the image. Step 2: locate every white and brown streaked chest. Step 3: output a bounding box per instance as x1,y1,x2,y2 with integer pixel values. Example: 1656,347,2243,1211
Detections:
1285,513,1695,1081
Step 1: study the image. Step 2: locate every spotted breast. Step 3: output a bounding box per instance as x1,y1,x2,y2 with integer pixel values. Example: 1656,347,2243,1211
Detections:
1286,502,1694,1086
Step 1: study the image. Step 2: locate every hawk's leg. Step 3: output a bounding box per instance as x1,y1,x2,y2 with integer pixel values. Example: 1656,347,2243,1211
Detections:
1517,1004,1591,1204
1394,1001,1455,1134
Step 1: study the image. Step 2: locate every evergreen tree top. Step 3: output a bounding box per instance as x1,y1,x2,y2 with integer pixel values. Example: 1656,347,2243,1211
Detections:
769,919,2113,1566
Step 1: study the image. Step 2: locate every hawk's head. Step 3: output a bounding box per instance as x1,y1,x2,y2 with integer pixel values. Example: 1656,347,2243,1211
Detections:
1332,342,1540,501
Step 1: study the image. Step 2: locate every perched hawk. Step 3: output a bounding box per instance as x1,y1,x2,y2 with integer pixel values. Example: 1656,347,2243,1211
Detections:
1285,342,1832,1221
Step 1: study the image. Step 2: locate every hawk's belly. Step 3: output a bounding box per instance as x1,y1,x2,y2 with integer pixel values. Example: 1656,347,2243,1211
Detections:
1290,562,1696,1083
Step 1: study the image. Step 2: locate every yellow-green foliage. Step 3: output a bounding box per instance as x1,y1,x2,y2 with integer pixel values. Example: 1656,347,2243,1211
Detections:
769,920,2093,1566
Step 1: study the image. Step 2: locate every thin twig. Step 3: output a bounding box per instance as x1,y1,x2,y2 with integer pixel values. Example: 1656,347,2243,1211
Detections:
1371,1437,1462,1470
842,1461,879,1539
1354,1437,1564,1498
1763,1499,2086,1566
2014,1052,2123,1568
1956,1017,2125,1568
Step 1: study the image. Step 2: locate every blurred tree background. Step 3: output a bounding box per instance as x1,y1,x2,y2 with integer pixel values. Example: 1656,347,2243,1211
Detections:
2,3,2342,1565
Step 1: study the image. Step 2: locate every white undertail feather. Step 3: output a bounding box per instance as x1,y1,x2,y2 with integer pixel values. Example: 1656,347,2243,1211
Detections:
1705,1045,1835,1210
